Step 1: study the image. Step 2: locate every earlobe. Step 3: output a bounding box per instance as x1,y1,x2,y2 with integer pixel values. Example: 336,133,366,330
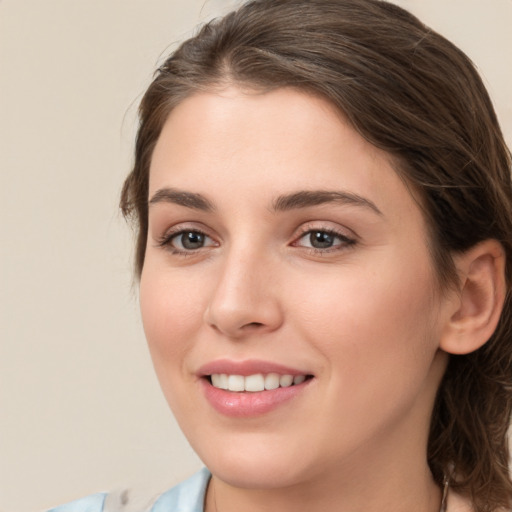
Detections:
440,240,507,355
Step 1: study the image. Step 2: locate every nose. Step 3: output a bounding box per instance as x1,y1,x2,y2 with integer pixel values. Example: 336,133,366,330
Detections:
203,250,284,339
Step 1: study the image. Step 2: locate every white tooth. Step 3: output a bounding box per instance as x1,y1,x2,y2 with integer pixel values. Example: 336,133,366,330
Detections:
245,374,265,392
227,375,245,392
279,374,293,387
264,373,280,390
219,374,229,390
293,375,306,385
211,374,222,388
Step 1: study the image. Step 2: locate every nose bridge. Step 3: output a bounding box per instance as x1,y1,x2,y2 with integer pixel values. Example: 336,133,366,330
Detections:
204,238,282,337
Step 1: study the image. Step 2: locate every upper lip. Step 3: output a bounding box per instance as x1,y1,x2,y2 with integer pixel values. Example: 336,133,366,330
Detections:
197,359,311,377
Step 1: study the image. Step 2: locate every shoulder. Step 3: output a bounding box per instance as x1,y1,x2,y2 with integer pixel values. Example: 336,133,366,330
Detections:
45,469,211,512
446,490,511,512
149,467,211,512
447,490,474,512
46,493,107,512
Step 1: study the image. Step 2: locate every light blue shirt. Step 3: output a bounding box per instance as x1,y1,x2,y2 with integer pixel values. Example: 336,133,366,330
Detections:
47,468,211,512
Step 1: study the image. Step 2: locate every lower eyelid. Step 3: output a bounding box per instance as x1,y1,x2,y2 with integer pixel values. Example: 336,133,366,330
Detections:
155,225,355,253
158,229,219,253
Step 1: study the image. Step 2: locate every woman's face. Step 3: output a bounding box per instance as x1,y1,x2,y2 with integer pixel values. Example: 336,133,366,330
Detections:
140,87,450,489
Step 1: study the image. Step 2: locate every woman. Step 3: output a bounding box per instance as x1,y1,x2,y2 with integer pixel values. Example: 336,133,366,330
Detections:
51,0,512,511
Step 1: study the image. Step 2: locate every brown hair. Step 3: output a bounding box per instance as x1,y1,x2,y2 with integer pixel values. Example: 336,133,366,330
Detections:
121,1,512,510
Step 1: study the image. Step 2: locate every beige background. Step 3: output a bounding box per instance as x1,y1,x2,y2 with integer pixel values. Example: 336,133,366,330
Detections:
1,1,511,510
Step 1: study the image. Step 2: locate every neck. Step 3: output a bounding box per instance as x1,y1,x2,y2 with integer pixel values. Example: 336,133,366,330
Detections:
205,447,442,512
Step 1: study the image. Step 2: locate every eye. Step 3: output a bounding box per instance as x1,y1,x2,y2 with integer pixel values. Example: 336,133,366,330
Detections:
161,230,217,252
294,229,355,251
305,231,338,249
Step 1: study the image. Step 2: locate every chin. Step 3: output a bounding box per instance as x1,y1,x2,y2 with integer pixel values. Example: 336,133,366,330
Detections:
207,455,310,490
190,432,316,489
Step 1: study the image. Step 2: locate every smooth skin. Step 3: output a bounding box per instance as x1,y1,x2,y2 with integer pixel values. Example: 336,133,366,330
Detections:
140,87,504,512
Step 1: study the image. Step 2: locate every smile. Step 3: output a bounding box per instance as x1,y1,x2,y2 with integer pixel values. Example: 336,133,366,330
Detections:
209,373,307,392
198,360,314,417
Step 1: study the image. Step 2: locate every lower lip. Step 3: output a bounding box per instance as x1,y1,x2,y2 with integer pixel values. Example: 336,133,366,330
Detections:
201,378,312,417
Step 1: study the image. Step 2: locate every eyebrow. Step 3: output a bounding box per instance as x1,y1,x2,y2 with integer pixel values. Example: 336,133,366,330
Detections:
272,190,382,216
148,187,215,212
148,187,382,216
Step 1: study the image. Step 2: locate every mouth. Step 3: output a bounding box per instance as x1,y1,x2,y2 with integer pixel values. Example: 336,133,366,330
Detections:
207,373,312,392
198,360,314,416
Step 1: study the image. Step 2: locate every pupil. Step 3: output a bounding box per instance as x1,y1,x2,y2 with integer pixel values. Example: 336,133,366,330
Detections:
182,232,204,249
310,231,334,249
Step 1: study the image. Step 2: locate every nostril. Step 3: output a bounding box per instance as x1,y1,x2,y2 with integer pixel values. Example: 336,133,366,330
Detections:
244,322,264,329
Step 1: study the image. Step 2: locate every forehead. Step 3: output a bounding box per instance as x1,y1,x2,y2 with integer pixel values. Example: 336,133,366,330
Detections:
149,87,419,224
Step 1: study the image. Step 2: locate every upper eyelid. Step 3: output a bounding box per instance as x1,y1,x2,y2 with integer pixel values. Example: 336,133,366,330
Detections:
296,229,353,241
293,229,356,247
152,219,358,245
293,221,358,240
156,229,218,255
158,222,216,239
153,225,214,249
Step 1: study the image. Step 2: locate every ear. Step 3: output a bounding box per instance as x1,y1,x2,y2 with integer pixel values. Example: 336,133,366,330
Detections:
440,239,507,355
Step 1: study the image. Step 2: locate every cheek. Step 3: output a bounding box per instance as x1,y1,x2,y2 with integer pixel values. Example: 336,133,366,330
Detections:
139,267,205,375
293,256,438,393
139,266,214,425
295,267,440,451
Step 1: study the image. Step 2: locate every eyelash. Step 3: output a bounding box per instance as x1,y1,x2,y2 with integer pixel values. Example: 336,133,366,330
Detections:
156,226,356,256
156,228,217,256
292,226,357,254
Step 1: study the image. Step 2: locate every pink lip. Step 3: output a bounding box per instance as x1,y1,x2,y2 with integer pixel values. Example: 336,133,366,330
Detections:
197,359,313,418
197,359,309,377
